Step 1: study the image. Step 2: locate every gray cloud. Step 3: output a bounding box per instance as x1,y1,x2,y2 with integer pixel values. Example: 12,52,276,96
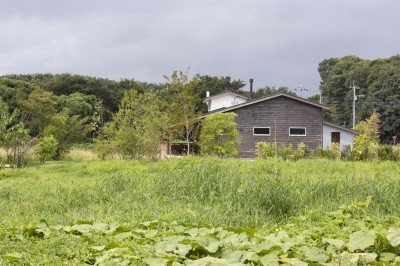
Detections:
1,0,399,95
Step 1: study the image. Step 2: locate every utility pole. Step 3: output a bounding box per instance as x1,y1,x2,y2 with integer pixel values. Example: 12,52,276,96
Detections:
351,82,359,129
295,84,308,98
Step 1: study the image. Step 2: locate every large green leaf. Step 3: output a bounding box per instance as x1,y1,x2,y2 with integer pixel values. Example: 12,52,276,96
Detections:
259,250,280,266
379,252,396,263
92,222,109,232
322,237,345,248
143,258,169,266
114,231,132,241
387,228,400,247
71,223,92,234
283,257,308,266
348,230,376,252
186,257,231,266
301,246,329,263
196,235,221,253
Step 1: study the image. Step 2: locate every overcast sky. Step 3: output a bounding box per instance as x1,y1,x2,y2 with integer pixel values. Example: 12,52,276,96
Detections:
1,0,399,96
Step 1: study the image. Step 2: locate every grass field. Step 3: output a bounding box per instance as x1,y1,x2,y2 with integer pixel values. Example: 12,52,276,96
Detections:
1,157,400,264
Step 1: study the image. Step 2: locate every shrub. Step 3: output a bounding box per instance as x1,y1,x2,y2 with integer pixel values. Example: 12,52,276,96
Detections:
94,138,115,160
293,142,310,160
315,145,324,158
257,142,271,159
341,145,352,161
199,113,240,157
393,145,400,161
281,143,293,160
378,145,395,161
330,142,341,160
367,142,379,160
36,135,59,163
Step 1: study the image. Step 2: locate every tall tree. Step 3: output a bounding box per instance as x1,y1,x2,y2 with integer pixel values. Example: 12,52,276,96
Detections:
319,55,364,126
18,89,56,136
43,111,90,159
165,70,201,155
318,55,400,142
104,89,166,160
0,101,30,167
353,111,380,160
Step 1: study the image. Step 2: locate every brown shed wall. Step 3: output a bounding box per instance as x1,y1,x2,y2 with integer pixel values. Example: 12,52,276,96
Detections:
231,96,324,158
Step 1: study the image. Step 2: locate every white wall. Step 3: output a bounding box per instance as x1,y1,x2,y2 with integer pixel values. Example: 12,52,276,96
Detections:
323,124,356,151
209,94,247,111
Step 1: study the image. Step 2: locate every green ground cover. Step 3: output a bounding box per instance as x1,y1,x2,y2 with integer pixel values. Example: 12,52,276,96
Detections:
1,158,400,265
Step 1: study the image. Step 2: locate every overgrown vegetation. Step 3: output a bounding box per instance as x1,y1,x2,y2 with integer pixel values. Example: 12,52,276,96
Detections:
1,158,400,227
199,113,240,157
1,158,400,264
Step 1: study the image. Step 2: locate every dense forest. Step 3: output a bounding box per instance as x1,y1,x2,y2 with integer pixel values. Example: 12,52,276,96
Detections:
318,55,400,143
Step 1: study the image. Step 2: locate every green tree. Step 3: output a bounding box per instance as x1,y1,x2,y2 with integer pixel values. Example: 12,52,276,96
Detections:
0,101,30,167
0,77,40,111
104,89,166,160
318,55,400,142
54,92,96,117
165,70,201,155
353,111,380,160
18,89,56,136
43,112,90,159
199,112,240,157
318,56,364,125
36,135,58,163
253,86,296,98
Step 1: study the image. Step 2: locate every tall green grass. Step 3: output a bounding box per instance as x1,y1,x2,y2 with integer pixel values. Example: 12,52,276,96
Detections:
0,157,399,228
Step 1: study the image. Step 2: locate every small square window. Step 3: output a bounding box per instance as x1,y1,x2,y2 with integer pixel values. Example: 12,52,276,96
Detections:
289,127,306,136
253,127,270,135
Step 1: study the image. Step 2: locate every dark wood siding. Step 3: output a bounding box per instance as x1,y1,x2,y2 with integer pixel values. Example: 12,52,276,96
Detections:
231,96,323,158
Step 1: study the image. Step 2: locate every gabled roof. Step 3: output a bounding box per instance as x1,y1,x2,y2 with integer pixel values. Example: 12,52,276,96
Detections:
199,93,329,119
323,121,359,135
203,91,249,103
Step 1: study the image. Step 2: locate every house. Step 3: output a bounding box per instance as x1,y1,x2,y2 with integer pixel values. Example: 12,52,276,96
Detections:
203,91,249,112
199,92,358,158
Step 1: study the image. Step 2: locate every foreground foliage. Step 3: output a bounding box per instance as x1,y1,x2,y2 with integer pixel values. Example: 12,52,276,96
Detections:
1,158,400,264
1,158,400,227
1,198,400,265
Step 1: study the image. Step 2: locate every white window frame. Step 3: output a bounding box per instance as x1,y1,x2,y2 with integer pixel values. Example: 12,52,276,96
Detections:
289,127,306,136
253,127,271,136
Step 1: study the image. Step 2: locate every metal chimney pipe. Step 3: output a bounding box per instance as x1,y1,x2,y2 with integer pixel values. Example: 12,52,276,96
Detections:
249,79,254,99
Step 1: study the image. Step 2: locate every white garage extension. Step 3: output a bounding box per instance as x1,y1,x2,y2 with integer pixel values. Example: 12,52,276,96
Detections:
323,122,359,151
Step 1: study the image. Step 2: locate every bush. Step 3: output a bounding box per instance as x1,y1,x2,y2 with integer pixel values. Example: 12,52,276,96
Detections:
293,142,310,160
94,138,115,160
257,142,270,159
330,142,341,160
378,145,396,161
367,142,379,160
36,135,58,163
199,113,240,157
393,146,400,161
281,143,293,160
341,145,352,161
315,145,324,158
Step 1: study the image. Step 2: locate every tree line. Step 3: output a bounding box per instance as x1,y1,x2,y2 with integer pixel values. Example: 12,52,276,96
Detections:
1,54,399,165
0,71,251,165
318,55,400,143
